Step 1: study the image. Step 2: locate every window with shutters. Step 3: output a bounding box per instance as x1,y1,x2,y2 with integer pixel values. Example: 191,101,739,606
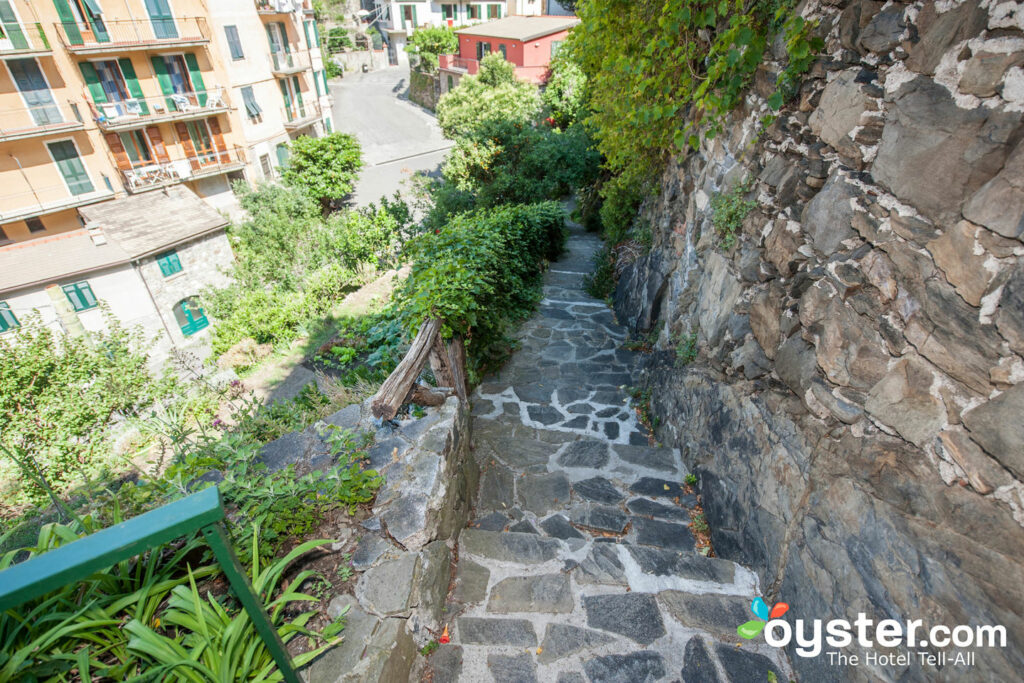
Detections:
119,129,153,165
173,297,208,337
241,86,262,121
487,4,501,18
92,59,130,113
260,153,273,179
467,5,481,19
442,4,456,20
476,41,491,60
48,140,94,196
498,44,507,59
0,302,19,334
156,249,183,277
63,281,98,311
25,217,45,233
224,25,244,60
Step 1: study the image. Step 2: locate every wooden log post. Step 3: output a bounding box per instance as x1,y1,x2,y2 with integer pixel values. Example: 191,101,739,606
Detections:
428,334,455,389
371,318,442,420
445,335,468,402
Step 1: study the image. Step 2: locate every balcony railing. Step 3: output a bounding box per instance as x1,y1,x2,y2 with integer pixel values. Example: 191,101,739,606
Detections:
0,22,52,56
0,101,84,142
270,50,310,74
255,0,303,14
439,54,479,74
281,104,317,129
121,145,247,193
54,17,209,53
89,87,230,131
0,183,115,222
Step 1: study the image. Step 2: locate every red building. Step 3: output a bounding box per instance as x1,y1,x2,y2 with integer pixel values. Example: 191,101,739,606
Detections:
438,16,580,91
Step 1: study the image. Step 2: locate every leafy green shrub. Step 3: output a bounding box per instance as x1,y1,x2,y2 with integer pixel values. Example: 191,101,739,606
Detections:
0,316,177,509
326,26,353,52
676,332,698,366
281,133,364,209
710,177,756,249
598,174,645,243
406,25,457,73
435,74,541,140
584,245,616,300
477,52,516,86
542,56,588,128
568,0,822,218
398,202,566,374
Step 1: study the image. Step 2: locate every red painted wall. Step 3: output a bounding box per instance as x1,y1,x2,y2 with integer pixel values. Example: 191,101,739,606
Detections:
456,27,570,69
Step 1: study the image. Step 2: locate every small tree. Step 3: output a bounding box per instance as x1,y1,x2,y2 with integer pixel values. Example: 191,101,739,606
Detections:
542,56,587,127
478,52,516,86
436,76,541,139
281,133,364,211
406,25,457,73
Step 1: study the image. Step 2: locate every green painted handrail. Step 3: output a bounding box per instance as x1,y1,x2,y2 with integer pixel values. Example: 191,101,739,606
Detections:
0,486,300,683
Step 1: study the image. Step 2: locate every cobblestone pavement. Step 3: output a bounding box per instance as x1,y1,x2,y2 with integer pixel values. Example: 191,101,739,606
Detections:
430,221,792,682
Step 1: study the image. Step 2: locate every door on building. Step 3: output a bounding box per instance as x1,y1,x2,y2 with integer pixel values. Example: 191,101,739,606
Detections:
173,297,208,337
48,140,95,196
145,0,178,39
177,119,215,168
476,41,491,60
0,1,28,50
7,58,62,125
279,76,305,120
92,59,131,116
401,5,415,29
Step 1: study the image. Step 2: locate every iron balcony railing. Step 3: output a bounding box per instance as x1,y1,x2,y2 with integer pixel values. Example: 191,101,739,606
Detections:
53,17,209,52
0,100,84,141
0,21,52,54
271,50,310,74
89,87,230,130
281,104,317,128
0,487,303,683
121,145,247,192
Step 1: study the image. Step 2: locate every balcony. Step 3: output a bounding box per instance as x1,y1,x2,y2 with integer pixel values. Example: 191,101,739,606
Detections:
121,146,247,193
54,18,209,54
255,0,303,14
89,88,231,131
0,101,84,142
0,22,53,59
439,54,478,74
0,184,115,223
270,51,310,75
281,105,318,130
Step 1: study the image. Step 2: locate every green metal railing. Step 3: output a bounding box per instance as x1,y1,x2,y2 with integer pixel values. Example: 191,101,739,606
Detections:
0,487,301,683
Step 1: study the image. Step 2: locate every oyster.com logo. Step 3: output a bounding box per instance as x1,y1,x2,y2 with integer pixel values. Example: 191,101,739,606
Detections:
737,597,789,640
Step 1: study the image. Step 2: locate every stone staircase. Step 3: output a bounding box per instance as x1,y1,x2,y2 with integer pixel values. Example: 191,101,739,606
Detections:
426,223,792,682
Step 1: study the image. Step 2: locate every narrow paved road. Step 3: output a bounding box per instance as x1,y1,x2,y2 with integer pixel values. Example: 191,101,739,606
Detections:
328,66,452,207
428,219,793,682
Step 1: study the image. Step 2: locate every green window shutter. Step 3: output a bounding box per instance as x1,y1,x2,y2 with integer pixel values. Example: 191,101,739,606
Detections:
241,86,261,118
279,78,291,116
321,70,328,95
183,53,207,106
275,142,289,167
314,70,321,97
0,302,19,333
324,116,332,133
292,75,304,115
412,5,418,27
224,25,244,60
278,23,290,53
52,0,83,45
156,250,182,277
150,55,175,110
63,282,98,311
313,21,321,47
0,1,28,50
303,20,311,49
78,61,108,105
48,141,94,195
116,58,150,114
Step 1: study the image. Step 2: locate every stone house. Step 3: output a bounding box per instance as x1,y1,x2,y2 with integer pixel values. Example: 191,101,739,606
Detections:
0,186,233,356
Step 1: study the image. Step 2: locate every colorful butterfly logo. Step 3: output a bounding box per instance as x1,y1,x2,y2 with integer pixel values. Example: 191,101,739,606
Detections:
737,597,789,639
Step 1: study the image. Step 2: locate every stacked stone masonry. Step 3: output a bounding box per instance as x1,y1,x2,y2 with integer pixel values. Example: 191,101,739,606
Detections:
613,0,1024,680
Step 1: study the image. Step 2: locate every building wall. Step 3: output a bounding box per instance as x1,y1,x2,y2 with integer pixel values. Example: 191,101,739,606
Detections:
0,230,234,352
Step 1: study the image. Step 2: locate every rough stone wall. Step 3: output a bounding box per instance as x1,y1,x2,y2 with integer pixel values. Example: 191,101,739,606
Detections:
409,70,442,111
613,1,1024,680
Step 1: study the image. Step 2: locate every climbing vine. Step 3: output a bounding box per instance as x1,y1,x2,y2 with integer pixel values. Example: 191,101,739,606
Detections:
567,0,822,206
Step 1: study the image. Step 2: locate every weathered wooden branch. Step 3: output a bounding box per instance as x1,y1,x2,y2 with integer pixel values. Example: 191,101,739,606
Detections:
408,385,448,407
445,335,468,402
428,334,455,389
371,318,442,420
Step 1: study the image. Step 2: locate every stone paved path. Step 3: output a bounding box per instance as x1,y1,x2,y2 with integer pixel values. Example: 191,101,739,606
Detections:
428,221,792,682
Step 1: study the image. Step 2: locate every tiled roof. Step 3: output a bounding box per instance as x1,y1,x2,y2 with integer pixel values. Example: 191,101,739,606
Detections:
455,16,580,42
0,186,229,294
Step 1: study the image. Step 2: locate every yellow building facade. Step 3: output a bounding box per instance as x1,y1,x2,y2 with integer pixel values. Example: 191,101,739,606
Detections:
0,0,331,246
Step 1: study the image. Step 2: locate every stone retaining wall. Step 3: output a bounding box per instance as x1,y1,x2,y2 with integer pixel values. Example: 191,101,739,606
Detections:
614,1,1024,680
302,396,475,683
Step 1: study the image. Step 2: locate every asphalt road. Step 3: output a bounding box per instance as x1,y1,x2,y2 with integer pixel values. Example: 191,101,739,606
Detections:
328,66,452,207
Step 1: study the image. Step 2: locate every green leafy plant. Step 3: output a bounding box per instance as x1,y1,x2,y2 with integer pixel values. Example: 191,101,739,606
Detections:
584,246,616,300
676,332,698,366
281,133,364,210
435,71,541,140
685,473,698,487
419,640,439,656
542,55,588,128
406,25,457,73
691,511,710,535
710,178,756,249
